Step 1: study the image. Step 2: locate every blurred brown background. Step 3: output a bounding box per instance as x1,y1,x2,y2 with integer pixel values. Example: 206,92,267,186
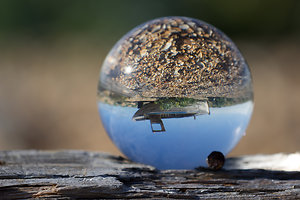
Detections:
0,0,299,156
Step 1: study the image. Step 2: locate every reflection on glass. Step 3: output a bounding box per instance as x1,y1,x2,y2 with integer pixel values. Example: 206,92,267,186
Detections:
132,99,209,132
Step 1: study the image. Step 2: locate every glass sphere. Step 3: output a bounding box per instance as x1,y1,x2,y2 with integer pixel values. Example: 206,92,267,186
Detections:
98,16,253,169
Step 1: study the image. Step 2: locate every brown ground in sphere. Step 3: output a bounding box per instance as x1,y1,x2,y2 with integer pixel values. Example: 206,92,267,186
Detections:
100,17,252,100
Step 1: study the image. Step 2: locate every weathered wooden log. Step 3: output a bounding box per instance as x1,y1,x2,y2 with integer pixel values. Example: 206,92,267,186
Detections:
0,150,299,199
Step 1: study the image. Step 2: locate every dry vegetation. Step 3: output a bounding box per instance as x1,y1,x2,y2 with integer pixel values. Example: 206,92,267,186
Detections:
0,37,299,157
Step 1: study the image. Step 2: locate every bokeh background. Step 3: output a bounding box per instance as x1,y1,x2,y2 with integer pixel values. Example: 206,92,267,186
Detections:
0,0,299,156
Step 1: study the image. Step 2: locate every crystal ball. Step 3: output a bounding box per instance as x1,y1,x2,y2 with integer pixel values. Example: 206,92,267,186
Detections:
98,16,253,169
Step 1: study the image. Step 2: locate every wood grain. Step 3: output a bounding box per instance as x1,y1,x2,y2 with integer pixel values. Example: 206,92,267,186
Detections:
0,150,299,199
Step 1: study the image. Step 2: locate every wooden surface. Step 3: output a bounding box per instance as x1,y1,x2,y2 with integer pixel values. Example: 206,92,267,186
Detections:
0,150,300,199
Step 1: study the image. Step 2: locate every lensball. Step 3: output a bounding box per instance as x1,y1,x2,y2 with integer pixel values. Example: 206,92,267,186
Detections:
97,16,253,169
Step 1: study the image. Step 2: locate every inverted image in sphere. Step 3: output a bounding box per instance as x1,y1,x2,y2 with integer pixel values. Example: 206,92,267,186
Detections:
98,16,253,169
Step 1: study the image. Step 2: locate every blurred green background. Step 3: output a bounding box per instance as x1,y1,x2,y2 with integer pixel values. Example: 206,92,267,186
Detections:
0,0,299,156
